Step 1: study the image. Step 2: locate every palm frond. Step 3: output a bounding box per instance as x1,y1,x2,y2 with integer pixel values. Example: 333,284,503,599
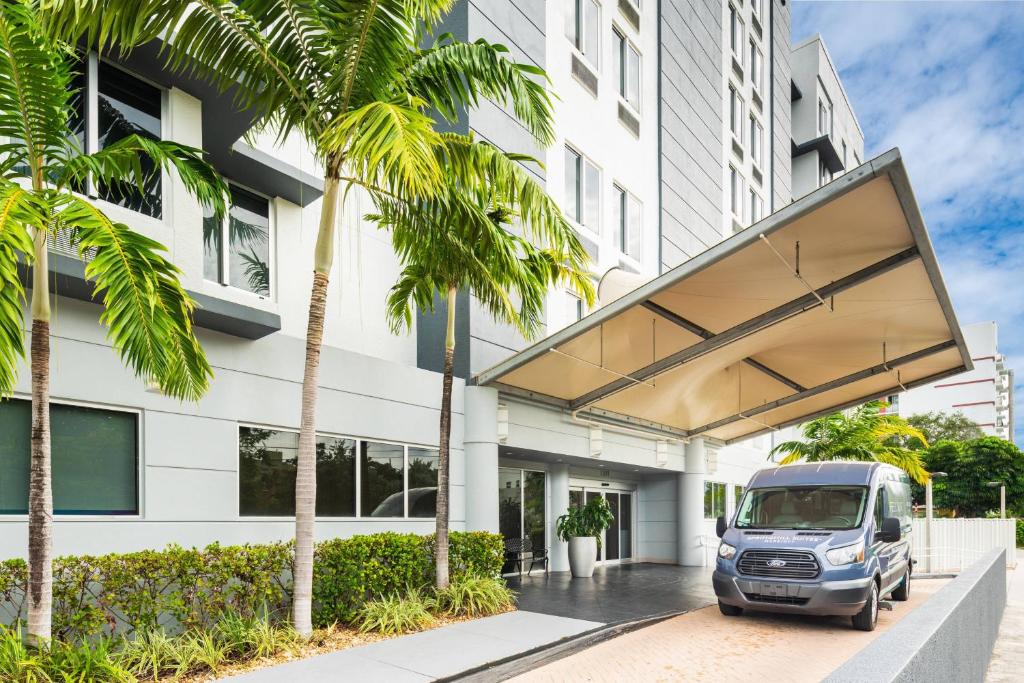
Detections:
407,36,554,145
56,135,229,219
55,195,212,401
322,98,442,197
0,182,39,396
0,1,78,181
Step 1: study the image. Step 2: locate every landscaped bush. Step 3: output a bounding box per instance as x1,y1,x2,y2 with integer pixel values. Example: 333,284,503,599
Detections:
355,588,436,635
434,576,515,618
0,531,504,640
0,625,134,682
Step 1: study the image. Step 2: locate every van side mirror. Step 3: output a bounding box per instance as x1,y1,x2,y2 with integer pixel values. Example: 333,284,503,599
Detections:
716,516,727,538
878,517,902,542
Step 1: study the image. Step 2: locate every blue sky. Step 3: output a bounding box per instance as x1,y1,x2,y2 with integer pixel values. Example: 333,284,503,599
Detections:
792,1,1024,445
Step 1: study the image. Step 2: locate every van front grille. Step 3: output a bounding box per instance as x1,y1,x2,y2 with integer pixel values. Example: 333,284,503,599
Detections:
737,549,821,579
742,592,810,606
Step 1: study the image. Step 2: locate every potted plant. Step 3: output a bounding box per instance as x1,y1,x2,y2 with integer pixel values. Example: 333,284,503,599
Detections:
556,496,615,577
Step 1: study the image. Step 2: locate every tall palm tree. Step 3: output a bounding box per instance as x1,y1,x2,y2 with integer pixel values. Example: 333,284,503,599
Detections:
373,135,594,588
44,0,557,635
0,0,226,643
769,401,930,484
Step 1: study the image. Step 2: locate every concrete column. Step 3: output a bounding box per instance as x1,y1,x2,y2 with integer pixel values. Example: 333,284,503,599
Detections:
549,463,571,572
678,438,707,566
464,385,499,532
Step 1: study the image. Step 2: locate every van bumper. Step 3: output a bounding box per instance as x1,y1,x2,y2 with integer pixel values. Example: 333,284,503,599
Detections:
713,570,875,616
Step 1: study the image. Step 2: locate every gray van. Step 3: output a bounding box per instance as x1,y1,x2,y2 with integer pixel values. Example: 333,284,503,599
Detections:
712,462,914,631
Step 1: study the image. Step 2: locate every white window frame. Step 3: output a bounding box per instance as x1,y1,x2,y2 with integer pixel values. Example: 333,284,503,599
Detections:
729,4,744,59
751,0,762,23
729,165,743,220
236,423,439,521
750,40,763,93
749,189,763,225
817,87,833,137
729,85,744,142
80,52,168,223
750,115,763,168
613,183,642,259
205,181,276,301
567,0,602,68
613,26,642,114
565,144,602,235
2,393,143,520
819,158,833,187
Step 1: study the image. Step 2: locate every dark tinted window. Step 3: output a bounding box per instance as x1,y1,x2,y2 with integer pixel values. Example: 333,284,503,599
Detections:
407,447,438,518
0,400,137,515
361,442,404,517
97,62,162,217
736,486,868,530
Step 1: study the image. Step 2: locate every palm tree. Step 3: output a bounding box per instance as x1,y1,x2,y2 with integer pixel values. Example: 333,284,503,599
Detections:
769,401,930,484
44,0,557,635
373,135,594,588
0,1,226,644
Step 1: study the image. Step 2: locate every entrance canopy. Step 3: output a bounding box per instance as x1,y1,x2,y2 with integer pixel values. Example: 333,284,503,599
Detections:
473,150,971,443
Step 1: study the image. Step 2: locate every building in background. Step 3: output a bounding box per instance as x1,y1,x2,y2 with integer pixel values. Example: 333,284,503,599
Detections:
4,2,942,575
891,321,1015,441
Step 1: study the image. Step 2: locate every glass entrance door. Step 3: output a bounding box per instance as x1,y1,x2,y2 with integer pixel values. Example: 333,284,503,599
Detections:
499,467,546,574
570,486,634,564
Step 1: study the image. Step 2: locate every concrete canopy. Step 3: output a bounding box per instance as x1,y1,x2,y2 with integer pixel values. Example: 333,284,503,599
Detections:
472,149,971,444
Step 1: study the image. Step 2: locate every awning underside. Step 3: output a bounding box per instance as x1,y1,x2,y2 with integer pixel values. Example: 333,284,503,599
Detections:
474,151,971,444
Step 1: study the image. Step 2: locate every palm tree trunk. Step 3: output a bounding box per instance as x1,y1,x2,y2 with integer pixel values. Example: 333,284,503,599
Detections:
27,227,51,645
435,286,457,590
293,172,341,638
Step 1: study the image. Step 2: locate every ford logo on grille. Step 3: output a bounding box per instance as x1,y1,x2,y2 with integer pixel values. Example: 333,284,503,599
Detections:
766,559,787,568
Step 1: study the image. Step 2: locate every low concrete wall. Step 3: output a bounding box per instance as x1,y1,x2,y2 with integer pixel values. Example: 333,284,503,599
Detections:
825,548,1006,683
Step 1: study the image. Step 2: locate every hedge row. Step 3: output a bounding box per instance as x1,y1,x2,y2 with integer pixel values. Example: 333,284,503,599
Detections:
0,531,503,642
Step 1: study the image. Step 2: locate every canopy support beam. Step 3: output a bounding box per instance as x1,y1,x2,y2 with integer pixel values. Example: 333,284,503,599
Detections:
641,300,807,392
689,339,958,436
569,246,922,411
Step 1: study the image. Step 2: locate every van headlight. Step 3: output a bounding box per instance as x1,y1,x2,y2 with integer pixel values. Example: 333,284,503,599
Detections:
718,542,737,560
825,540,865,566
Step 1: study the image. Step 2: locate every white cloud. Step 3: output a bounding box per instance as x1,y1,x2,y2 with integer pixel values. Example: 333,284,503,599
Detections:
794,1,1024,442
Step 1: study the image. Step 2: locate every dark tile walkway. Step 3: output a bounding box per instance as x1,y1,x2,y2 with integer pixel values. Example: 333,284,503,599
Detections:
505,563,717,625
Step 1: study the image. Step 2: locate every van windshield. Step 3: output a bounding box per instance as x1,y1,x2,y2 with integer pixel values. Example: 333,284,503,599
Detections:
734,486,868,530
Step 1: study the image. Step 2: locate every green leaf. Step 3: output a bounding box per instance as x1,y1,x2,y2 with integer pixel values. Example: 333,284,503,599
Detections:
0,182,37,397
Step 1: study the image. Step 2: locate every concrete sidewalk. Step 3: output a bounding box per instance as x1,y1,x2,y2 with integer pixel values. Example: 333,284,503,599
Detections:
221,611,601,682
987,566,1024,682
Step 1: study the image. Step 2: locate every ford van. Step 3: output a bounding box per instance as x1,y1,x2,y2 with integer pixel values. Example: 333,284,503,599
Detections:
712,462,914,631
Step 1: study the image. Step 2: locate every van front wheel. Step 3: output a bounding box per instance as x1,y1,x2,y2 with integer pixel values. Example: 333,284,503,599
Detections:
852,582,878,631
891,569,910,602
718,600,743,617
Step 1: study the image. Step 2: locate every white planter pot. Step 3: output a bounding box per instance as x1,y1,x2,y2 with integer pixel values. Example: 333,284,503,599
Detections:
568,536,598,578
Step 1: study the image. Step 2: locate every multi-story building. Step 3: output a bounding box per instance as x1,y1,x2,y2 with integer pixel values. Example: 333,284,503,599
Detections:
890,322,1015,441
0,3,971,574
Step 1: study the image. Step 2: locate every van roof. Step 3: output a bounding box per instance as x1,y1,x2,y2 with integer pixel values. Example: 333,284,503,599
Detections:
749,462,890,488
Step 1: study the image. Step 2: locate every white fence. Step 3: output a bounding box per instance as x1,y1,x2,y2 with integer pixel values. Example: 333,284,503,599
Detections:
698,518,1018,573
912,517,1018,574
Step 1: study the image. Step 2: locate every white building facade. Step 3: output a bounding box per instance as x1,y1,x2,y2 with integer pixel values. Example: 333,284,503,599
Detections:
1,2,879,570
893,322,1015,441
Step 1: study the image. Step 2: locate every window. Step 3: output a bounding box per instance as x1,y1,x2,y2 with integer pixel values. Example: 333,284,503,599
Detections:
750,116,763,167
729,4,743,58
749,190,763,225
734,485,745,514
880,394,900,415
819,158,832,187
884,475,913,529
736,486,869,530
752,0,762,23
817,96,832,137
72,57,164,218
613,29,641,111
0,399,138,515
566,291,584,323
842,140,848,171
238,426,437,518
729,165,742,219
704,481,726,519
564,146,601,233
567,0,600,66
750,41,763,93
614,184,641,258
729,86,743,141
204,184,272,297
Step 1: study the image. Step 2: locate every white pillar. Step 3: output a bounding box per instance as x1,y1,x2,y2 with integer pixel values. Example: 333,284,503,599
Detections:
549,464,571,572
925,479,934,574
464,385,499,532
678,438,707,567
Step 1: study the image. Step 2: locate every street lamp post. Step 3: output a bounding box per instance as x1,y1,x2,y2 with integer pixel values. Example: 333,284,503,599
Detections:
987,481,1006,519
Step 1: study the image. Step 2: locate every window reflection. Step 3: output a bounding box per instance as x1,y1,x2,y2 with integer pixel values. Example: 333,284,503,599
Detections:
204,184,271,297
407,447,438,518
362,442,405,517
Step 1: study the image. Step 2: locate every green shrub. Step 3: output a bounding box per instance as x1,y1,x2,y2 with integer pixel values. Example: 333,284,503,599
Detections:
434,576,515,618
0,531,504,639
356,589,435,635
1016,518,1024,548
0,625,133,683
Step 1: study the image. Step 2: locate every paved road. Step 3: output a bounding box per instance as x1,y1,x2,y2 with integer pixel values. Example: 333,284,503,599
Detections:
987,567,1024,682
512,579,948,683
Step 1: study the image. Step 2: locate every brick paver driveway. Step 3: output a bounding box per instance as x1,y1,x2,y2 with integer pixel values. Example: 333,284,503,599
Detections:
512,578,949,683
